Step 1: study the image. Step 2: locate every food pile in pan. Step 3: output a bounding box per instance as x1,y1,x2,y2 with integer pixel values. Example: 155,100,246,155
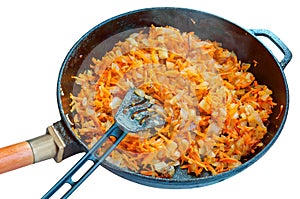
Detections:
70,25,276,177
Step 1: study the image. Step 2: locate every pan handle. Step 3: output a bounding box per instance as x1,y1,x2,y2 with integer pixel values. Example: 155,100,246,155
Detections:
42,122,126,199
0,124,72,174
0,141,34,173
250,29,292,70
0,134,57,174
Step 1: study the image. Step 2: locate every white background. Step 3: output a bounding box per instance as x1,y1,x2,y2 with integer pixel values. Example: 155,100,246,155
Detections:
0,0,298,198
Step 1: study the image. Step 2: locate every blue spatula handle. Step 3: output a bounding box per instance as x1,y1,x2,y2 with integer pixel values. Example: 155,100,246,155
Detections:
42,123,126,199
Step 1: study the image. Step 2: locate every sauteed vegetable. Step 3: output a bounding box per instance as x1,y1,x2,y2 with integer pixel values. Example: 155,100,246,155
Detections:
70,25,276,177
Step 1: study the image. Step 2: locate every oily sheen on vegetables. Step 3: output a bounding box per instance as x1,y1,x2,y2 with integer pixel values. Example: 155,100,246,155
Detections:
70,26,276,177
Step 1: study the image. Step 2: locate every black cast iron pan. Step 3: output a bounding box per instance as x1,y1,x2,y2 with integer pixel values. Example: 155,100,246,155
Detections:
0,7,292,196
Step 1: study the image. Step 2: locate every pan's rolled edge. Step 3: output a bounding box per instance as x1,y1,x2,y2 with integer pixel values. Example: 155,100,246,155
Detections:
0,141,34,174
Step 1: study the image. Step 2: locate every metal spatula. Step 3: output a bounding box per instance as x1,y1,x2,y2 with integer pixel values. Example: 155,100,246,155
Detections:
43,87,165,199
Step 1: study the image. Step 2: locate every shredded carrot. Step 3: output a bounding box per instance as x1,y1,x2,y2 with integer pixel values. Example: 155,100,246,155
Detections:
70,26,276,178
253,59,258,67
276,105,284,120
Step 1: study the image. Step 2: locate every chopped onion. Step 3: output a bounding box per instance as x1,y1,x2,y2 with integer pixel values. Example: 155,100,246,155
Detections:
158,48,168,59
110,97,122,109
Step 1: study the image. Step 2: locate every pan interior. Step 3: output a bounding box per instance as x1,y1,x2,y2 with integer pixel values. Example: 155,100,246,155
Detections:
58,7,288,188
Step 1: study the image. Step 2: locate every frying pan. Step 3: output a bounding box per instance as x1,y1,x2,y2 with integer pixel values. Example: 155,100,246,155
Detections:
0,7,292,195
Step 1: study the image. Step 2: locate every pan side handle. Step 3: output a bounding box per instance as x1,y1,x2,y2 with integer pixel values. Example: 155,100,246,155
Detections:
250,29,292,69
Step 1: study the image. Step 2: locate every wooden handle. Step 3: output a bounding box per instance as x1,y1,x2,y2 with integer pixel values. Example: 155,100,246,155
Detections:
0,141,34,174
